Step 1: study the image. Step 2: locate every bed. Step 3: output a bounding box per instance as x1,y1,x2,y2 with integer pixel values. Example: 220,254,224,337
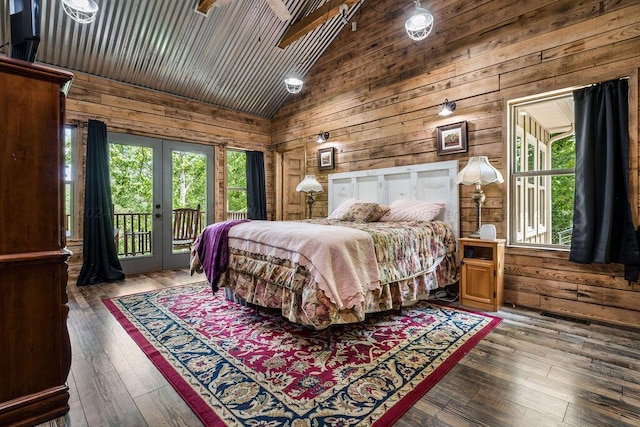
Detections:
192,160,460,330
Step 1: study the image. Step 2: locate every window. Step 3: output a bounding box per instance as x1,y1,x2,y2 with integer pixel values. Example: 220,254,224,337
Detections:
64,126,77,237
226,149,247,219
509,90,576,247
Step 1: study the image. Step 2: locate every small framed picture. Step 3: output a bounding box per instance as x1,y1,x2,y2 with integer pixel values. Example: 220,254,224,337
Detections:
318,147,335,170
436,121,468,155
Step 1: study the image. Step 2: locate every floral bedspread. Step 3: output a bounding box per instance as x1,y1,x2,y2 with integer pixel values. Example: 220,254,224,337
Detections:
308,219,456,285
216,220,459,330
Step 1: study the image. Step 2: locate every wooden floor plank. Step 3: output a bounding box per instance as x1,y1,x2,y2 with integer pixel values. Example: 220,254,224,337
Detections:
33,268,640,426
133,385,204,426
518,408,572,427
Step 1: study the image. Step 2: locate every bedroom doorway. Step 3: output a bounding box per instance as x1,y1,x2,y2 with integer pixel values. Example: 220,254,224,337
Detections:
108,133,214,274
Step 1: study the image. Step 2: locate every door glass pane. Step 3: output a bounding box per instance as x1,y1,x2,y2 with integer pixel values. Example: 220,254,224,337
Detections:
171,150,207,253
110,143,154,257
527,138,536,171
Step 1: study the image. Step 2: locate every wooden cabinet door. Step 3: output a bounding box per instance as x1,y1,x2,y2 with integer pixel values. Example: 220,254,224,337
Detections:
461,258,495,307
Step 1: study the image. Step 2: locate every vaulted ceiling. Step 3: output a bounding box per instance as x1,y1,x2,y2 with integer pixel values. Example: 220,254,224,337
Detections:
0,0,365,118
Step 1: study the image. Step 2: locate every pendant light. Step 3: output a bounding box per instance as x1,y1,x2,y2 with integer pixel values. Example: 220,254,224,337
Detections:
62,0,99,24
405,0,434,41
284,75,303,94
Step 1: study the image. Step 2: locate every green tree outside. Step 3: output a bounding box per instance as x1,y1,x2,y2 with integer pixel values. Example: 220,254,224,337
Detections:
110,143,154,213
550,134,575,244
109,145,208,213
227,150,247,212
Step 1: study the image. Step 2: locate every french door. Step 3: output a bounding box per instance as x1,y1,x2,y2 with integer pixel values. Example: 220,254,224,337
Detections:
108,133,214,274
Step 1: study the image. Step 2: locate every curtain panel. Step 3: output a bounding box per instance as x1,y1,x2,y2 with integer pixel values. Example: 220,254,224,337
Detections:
77,120,125,285
246,151,267,220
570,78,640,282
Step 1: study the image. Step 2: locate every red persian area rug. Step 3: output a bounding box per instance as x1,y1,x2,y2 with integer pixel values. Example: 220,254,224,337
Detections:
104,282,501,426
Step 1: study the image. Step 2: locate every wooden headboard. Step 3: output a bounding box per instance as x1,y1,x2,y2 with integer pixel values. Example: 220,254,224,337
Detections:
327,160,460,238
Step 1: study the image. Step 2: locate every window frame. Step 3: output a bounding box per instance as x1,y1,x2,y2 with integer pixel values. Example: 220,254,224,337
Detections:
225,148,248,217
507,89,577,250
64,126,78,238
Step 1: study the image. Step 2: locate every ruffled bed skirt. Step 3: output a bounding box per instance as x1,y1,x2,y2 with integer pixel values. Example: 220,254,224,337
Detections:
217,253,458,330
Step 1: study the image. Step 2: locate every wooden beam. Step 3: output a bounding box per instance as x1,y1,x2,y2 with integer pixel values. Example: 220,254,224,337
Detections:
278,0,361,49
196,0,218,15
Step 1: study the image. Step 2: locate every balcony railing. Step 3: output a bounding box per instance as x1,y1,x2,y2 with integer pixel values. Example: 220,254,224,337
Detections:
227,210,247,220
112,210,247,257
114,212,153,257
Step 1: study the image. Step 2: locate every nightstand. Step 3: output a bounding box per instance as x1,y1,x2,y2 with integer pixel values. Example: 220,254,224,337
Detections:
458,237,505,312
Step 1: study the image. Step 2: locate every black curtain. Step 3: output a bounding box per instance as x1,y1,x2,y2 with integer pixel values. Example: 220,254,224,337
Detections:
246,151,267,220
77,120,125,285
569,79,640,281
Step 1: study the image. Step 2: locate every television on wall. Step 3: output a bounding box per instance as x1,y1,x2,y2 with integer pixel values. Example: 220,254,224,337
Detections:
9,0,40,62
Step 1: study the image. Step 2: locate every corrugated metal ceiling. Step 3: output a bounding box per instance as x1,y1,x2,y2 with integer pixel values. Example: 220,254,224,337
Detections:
0,0,365,118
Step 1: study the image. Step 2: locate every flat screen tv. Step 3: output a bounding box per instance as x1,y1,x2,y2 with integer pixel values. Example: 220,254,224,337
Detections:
10,0,40,62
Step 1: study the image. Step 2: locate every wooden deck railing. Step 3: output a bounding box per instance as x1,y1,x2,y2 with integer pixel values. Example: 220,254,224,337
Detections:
112,211,246,257
227,210,248,220
113,212,153,257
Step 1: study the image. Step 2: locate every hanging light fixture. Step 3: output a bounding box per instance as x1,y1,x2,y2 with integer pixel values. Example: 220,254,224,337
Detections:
405,0,434,41
284,75,303,94
62,0,99,24
316,131,329,143
439,99,456,116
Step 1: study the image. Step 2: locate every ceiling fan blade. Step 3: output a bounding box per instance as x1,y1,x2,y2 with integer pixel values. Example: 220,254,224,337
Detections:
265,0,292,21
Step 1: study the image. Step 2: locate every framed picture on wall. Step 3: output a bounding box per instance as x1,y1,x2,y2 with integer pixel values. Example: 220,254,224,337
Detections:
436,121,468,155
318,147,335,170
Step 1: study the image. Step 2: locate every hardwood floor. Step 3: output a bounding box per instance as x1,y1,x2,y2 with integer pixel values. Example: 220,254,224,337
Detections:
40,269,640,426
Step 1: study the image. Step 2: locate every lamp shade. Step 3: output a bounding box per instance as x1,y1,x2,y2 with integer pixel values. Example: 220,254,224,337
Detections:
296,175,323,193
455,156,504,185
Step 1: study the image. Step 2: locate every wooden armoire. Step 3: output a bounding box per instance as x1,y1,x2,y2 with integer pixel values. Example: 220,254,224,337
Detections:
0,57,74,425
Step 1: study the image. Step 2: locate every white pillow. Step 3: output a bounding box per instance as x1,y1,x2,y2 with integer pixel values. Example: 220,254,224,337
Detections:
328,198,359,219
379,199,445,222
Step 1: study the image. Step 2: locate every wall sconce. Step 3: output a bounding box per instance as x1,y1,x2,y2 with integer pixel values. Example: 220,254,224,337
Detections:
316,131,330,143
439,99,456,116
284,76,303,94
405,0,434,41
296,175,324,219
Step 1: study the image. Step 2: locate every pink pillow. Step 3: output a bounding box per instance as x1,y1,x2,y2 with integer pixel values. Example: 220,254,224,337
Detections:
379,200,445,222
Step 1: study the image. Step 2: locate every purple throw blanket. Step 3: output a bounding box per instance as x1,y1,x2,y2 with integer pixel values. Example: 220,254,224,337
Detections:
194,220,249,292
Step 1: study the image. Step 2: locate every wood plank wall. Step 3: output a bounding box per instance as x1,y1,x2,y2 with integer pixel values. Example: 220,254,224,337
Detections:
64,73,272,281
271,0,640,327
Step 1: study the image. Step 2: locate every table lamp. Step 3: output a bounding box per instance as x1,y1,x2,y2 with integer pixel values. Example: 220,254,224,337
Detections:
455,156,503,238
296,175,323,219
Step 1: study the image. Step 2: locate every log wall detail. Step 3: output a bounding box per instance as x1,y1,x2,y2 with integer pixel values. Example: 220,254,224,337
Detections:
271,0,640,327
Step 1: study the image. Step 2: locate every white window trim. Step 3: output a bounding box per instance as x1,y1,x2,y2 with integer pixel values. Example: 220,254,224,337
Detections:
507,89,578,250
